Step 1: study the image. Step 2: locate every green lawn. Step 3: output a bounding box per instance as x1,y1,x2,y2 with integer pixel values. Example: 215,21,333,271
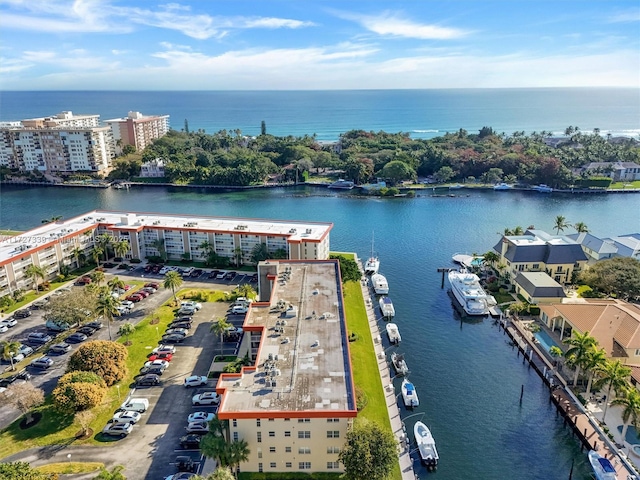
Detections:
0,230,22,236
609,180,640,190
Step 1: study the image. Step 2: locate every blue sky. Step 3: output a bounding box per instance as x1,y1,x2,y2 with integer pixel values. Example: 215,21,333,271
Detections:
1,0,639,90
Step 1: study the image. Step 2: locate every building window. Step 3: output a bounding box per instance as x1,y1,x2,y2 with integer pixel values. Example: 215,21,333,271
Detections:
268,418,275,422
284,418,290,421
258,463,263,473
557,266,563,273
284,431,291,437
285,462,292,468
299,462,311,470
285,447,292,453
257,432,262,443
298,418,310,423
327,430,340,438
327,418,340,423
298,431,311,439
327,446,341,454
327,461,340,469
532,263,540,269
270,462,276,468
298,447,311,454
635,349,640,356
232,419,237,427
256,419,261,427
268,431,275,437
257,448,262,459
269,447,276,453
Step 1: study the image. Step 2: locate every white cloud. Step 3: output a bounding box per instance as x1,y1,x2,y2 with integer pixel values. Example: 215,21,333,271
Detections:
241,17,316,29
0,56,33,74
339,10,469,40
607,9,640,23
20,48,119,71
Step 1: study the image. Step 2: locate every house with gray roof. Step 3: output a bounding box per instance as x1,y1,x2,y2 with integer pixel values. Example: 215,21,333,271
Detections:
568,232,640,262
493,229,588,285
576,161,640,182
514,272,566,304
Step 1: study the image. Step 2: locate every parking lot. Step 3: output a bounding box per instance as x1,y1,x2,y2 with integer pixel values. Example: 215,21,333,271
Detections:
0,265,254,479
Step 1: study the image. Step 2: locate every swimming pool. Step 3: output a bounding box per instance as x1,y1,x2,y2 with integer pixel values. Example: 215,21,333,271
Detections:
534,329,561,352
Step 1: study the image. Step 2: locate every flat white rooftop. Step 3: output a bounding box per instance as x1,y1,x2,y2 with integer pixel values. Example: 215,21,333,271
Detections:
0,210,332,266
217,261,356,417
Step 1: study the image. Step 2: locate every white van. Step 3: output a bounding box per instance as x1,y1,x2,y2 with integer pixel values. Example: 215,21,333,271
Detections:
231,305,248,315
119,397,149,413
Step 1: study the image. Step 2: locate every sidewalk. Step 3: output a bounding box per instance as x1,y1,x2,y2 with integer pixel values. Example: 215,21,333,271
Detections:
357,262,417,480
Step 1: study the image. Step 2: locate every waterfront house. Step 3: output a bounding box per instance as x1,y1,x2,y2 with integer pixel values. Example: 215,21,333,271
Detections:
514,272,566,304
539,299,640,366
493,229,588,285
567,232,640,263
140,158,166,178
575,161,640,182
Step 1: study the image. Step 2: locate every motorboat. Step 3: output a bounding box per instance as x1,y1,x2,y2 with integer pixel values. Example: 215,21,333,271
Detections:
364,232,380,275
532,184,553,193
401,378,419,408
379,296,395,318
449,183,463,190
447,269,496,316
328,179,355,190
386,322,401,344
391,352,409,376
588,450,618,480
371,273,389,295
414,421,439,469
493,182,513,191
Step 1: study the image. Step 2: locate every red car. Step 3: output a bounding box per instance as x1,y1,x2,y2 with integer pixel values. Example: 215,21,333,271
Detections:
145,282,160,289
148,352,173,362
126,294,143,302
135,290,150,298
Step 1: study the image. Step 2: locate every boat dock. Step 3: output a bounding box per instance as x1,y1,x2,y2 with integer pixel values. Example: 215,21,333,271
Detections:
501,316,639,479
357,258,417,480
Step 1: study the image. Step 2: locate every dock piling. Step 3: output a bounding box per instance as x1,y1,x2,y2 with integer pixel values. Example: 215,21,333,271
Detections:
520,384,524,404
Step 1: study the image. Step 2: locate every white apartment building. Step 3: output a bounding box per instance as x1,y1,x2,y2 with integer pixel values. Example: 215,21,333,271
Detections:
0,111,115,173
105,111,170,153
215,260,357,473
140,158,165,177
0,211,332,297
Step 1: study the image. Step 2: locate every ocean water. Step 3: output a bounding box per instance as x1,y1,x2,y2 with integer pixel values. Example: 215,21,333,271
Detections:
2,184,639,479
0,89,638,140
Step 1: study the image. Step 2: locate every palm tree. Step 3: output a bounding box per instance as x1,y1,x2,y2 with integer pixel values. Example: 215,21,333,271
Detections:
596,360,632,421
612,388,640,443
483,251,500,267
25,264,46,292
95,292,121,341
227,439,250,474
113,239,130,259
582,346,607,396
211,317,232,356
107,276,125,293
573,222,589,233
90,270,105,285
95,234,113,262
512,226,524,236
1,340,22,371
163,270,183,304
200,467,234,480
152,238,167,261
71,247,86,268
91,247,104,267
563,330,597,386
553,215,570,235
233,247,243,267
235,284,256,300
200,435,231,469
117,322,136,343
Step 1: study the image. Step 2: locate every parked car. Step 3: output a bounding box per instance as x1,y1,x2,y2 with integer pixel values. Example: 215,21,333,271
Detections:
136,374,161,386
229,305,248,315
0,325,8,333
48,343,71,355
180,301,202,310
179,434,202,449
152,344,176,355
116,305,130,315
14,309,31,318
165,328,188,337
144,359,169,370
141,287,156,294
66,332,87,343
85,321,104,330
27,332,52,345
111,410,142,424
45,319,70,332
190,269,203,278
216,271,226,279
177,306,196,316
187,411,214,423
0,370,31,388
148,352,173,362
138,365,164,376
0,318,18,328
31,299,49,310
126,294,143,302
192,392,220,406
175,456,197,473
161,334,186,344
18,344,34,357
224,272,236,281
75,276,92,285
169,321,192,330
102,422,133,438
225,326,244,337
183,375,208,388
135,290,149,298
144,282,159,289
185,422,209,434
76,326,97,336
120,300,134,309
29,356,53,370
118,397,149,413
250,273,258,283
208,270,220,279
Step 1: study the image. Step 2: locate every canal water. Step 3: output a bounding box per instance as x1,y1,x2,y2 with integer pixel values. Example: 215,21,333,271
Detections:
2,184,639,479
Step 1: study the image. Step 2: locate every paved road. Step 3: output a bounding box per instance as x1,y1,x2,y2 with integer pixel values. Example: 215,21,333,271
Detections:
1,266,252,480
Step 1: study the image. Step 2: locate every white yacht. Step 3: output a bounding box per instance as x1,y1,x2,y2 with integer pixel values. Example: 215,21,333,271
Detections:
379,296,395,318
371,273,389,295
493,182,513,191
328,179,354,189
447,269,496,316
401,378,419,408
364,233,380,275
414,421,439,469
385,322,401,344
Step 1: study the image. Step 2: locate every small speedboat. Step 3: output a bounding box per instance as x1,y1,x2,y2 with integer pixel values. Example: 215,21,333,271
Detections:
414,421,439,469
371,273,389,295
588,450,618,480
493,182,513,191
401,378,419,408
532,184,553,193
391,352,409,376
379,296,395,318
328,179,354,189
386,323,401,344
